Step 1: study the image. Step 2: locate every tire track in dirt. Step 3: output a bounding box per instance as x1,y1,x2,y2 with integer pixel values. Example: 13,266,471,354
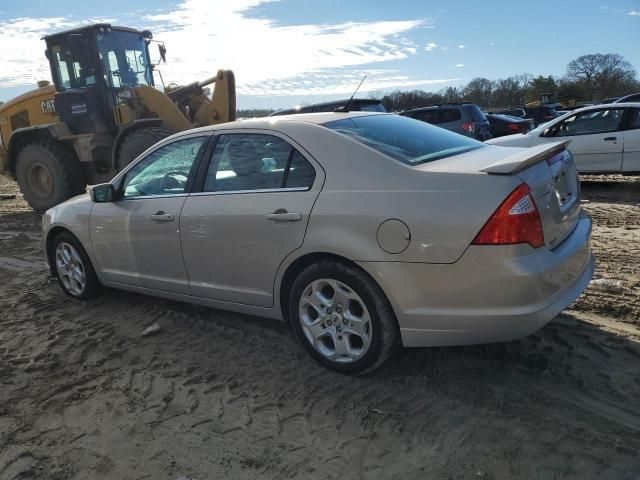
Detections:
1,174,640,479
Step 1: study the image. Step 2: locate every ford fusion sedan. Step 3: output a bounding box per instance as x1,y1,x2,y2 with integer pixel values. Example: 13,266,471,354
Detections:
487,103,640,174
43,112,594,374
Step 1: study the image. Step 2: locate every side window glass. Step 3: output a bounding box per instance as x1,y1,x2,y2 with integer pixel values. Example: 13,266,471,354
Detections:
286,151,316,189
204,134,290,192
123,137,206,197
558,109,624,136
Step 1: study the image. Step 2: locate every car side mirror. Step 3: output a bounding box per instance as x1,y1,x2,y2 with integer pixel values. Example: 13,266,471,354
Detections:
89,183,116,203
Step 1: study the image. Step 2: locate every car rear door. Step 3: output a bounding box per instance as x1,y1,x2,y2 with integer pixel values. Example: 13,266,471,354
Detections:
89,134,209,294
179,130,324,307
545,108,625,172
622,108,640,172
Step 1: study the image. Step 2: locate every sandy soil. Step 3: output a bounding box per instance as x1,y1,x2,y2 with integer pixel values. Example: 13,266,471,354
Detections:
0,173,639,480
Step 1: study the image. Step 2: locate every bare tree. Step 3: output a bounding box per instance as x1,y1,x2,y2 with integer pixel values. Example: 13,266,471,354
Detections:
463,78,493,107
567,53,637,100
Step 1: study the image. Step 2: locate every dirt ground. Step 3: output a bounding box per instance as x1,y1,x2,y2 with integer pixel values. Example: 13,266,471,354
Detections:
0,173,639,480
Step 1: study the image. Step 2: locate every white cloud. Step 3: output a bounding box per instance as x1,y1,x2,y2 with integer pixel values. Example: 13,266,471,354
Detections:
142,0,433,97
489,42,495,46
455,64,464,68
629,10,640,15
425,42,437,51
0,0,445,105
458,44,465,49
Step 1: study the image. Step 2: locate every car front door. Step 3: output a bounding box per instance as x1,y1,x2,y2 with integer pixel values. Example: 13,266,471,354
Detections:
622,108,640,172
89,134,209,294
180,131,323,307
543,108,626,172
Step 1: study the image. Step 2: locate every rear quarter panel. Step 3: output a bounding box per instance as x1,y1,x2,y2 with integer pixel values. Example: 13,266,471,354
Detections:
276,122,522,264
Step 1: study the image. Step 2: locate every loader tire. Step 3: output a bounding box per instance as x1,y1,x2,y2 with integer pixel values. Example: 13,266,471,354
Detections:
116,128,172,171
15,139,85,213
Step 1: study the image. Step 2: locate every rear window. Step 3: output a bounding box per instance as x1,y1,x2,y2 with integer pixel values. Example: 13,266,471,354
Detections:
439,108,461,123
324,114,485,165
466,105,487,122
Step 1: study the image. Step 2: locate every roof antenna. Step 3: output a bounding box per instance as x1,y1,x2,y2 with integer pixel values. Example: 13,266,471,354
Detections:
336,75,367,112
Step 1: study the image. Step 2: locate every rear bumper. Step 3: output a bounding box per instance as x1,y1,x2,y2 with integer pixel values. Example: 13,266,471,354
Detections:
358,213,594,347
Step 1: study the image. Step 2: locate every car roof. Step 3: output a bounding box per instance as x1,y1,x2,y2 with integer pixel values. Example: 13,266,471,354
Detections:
401,103,474,112
270,98,383,116
564,102,640,114
184,111,386,135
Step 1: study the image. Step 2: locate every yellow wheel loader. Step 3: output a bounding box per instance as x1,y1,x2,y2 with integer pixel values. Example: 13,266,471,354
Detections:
0,24,235,211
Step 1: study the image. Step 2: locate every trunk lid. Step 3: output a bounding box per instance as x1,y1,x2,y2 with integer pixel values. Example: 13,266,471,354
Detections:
420,141,581,250
481,141,581,250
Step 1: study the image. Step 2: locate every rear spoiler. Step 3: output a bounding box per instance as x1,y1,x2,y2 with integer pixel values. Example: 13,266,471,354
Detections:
481,141,571,175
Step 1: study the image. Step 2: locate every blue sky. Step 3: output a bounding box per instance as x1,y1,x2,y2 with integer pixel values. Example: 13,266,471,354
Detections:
0,0,638,108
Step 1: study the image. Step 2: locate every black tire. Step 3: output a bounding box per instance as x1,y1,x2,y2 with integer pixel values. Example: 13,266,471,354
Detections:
116,127,172,171
51,231,101,300
15,139,85,212
288,260,400,375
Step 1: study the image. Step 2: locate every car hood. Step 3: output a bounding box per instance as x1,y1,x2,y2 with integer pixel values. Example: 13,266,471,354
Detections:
485,133,534,148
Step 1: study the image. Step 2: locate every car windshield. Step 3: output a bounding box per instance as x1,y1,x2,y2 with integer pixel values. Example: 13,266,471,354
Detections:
324,114,485,165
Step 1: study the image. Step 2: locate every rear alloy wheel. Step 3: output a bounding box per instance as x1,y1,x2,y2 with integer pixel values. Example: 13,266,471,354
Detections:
299,278,373,363
289,261,399,375
52,232,100,299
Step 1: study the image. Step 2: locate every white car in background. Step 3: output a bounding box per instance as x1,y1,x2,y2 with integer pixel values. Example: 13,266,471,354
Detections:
487,103,640,173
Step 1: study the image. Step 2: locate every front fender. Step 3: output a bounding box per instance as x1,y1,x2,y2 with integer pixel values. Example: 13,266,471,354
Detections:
42,194,97,274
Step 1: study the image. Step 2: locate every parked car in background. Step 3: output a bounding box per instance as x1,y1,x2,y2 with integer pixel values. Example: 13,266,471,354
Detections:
613,93,640,103
42,112,593,374
399,102,491,140
270,98,385,116
485,113,533,137
487,103,640,173
524,106,560,126
492,106,559,126
493,108,526,118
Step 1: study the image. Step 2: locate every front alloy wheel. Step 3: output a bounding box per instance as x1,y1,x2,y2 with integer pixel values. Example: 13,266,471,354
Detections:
55,242,87,296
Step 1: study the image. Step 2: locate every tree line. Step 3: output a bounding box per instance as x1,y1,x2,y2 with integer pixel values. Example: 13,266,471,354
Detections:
380,53,638,112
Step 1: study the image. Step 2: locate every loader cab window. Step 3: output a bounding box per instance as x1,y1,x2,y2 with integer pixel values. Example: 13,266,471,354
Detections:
97,31,153,89
49,38,98,91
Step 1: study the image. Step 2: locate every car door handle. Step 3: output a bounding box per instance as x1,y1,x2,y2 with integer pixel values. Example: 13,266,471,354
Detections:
265,211,302,222
603,137,617,141
150,211,174,222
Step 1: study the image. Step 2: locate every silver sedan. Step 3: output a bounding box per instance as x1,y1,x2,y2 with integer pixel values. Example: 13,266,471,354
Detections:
43,112,595,374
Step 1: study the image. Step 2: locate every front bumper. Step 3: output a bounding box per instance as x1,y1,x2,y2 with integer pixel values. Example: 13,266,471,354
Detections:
358,213,594,347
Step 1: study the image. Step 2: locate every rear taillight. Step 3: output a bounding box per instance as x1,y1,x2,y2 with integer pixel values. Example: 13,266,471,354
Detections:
472,183,544,248
543,115,554,120
462,121,476,133
507,123,521,132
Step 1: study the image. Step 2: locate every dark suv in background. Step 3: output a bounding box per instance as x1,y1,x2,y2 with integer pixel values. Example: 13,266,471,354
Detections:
270,98,386,116
399,102,491,140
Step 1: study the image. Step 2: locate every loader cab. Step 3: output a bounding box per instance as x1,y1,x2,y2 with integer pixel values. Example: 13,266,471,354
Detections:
44,24,155,135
